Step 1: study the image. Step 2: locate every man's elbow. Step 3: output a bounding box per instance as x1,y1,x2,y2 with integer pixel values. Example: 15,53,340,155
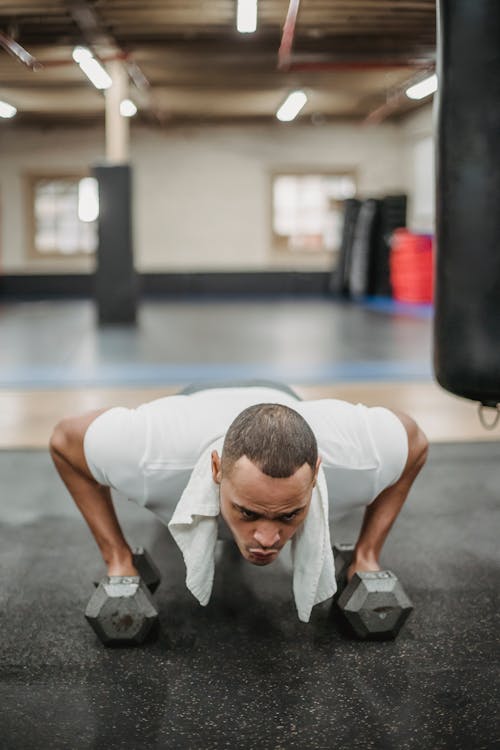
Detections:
50,409,107,476
392,410,428,473
49,419,71,459
413,425,429,471
404,415,429,472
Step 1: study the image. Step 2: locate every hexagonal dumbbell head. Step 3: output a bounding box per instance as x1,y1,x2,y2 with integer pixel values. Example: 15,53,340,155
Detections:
85,576,159,646
93,547,161,593
333,543,355,594
337,570,413,640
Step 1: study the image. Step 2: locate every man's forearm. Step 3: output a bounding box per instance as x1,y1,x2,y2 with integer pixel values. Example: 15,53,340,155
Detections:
351,419,428,574
354,477,414,566
50,446,137,575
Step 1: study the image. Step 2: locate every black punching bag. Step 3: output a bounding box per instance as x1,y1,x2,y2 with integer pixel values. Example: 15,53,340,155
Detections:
434,1,500,407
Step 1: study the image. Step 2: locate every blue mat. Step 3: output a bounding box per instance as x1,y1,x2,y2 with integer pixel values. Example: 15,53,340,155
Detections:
0,359,433,389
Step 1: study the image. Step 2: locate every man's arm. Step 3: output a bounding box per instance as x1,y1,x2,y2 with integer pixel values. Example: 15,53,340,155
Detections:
348,411,428,580
49,410,138,577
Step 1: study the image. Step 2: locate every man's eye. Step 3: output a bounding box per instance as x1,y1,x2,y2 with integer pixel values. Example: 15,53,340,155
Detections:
240,508,258,520
280,511,299,522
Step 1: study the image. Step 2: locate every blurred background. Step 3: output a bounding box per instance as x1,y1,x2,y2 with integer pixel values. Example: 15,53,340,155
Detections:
0,1,487,443
0,0,435,284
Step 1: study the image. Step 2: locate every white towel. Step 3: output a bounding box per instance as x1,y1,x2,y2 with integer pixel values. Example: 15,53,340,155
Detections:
168,438,336,622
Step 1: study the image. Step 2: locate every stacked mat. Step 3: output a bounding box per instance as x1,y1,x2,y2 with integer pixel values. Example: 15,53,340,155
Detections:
389,230,434,304
331,195,407,299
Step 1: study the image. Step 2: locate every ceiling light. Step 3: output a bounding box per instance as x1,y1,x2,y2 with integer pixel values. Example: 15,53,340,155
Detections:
276,90,307,122
406,74,438,101
72,45,112,90
0,99,17,118
120,99,137,117
237,0,257,33
72,46,92,65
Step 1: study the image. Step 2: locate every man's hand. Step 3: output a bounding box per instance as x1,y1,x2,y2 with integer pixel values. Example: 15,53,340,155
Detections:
346,556,381,583
107,558,140,577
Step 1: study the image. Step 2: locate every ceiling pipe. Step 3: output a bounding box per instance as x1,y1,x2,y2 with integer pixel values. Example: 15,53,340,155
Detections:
277,0,433,120
364,97,404,124
67,0,151,92
364,67,435,124
287,59,434,72
278,0,433,73
278,0,301,71
40,50,127,68
67,0,163,122
0,31,43,70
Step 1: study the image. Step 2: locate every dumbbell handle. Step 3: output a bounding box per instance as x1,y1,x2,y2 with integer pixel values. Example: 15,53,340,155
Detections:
93,547,161,593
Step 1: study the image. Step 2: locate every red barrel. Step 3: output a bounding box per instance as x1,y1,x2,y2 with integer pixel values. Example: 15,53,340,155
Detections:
389,229,433,303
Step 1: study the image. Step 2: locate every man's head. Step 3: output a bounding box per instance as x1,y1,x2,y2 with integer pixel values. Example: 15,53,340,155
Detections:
211,403,320,565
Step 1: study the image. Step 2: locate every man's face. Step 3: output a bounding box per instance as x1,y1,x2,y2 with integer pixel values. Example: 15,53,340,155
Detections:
211,451,320,565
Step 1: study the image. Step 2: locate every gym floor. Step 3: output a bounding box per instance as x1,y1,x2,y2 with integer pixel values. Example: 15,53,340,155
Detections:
1,297,499,749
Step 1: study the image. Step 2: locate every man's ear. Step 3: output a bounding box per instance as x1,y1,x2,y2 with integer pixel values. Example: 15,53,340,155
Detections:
211,450,222,484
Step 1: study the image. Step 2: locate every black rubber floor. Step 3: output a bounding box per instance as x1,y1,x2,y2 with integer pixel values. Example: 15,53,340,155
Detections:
1,442,499,750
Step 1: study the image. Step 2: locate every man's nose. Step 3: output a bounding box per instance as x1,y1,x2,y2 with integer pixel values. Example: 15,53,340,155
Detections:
253,523,280,549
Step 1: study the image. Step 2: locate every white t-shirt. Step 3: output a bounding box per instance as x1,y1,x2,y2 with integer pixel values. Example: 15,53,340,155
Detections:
83,386,408,524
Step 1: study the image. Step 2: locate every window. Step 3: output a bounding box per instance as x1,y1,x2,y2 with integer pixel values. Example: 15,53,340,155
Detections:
272,172,356,253
28,175,98,257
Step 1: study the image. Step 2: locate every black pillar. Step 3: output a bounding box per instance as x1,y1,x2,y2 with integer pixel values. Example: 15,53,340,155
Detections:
93,164,138,325
434,1,500,407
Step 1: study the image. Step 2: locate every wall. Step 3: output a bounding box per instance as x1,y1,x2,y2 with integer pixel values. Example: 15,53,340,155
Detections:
400,103,435,233
0,126,104,275
0,118,411,274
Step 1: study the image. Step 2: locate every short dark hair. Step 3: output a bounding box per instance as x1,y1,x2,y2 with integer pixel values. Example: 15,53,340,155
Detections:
221,403,318,478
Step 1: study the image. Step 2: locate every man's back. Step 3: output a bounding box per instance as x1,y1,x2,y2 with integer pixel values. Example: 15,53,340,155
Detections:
83,386,408,523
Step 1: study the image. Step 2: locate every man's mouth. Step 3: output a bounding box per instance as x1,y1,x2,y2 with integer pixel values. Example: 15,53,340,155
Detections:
248,548,279,561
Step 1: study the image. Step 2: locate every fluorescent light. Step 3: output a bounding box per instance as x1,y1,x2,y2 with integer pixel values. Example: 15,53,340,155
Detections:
72,46,92,64
276,90,307,122
237,0,257,33
0,99,17,118
72,45,112,90
120,99,137,117
406,74,438,101
78,177,99,222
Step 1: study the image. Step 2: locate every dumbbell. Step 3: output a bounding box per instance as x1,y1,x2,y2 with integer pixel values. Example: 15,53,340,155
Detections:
86,547,161,645
332,543,413,640
333,542,355,596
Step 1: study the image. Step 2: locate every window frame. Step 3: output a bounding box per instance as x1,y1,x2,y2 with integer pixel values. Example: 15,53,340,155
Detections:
25,171,97,260
269,167,358,257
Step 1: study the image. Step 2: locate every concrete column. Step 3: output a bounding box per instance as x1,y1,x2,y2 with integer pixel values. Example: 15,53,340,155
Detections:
105,59,129,163
94,59,137,325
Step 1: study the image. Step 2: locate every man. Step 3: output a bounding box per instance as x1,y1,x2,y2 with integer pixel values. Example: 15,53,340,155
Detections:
49,383,428,622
